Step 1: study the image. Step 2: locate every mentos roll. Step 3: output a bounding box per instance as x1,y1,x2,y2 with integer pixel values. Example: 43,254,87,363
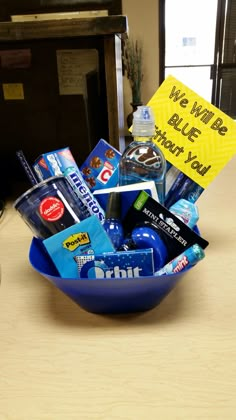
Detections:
63,167,105,223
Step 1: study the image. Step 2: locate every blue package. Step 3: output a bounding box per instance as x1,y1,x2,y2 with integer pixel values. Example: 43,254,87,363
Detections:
33,147,80,181
80,138,121,191
43,215,115,279
78,248,155,279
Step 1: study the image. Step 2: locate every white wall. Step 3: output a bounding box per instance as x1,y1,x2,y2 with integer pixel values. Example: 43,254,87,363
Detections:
122,0,160,131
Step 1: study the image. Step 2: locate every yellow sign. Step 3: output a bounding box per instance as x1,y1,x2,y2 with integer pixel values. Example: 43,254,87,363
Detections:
63,232,90,252
148,75,236,188
2,83,24,100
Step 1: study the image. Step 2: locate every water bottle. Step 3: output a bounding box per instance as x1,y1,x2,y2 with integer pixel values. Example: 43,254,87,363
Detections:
119,106,166,204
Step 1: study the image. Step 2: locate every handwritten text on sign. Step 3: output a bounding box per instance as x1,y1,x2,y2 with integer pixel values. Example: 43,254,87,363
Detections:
148,75,236,188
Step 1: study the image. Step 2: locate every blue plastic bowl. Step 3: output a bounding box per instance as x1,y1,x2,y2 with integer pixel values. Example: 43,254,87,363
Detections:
29,237,197,314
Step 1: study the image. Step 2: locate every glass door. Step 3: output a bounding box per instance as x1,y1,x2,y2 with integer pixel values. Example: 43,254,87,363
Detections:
215,0,236,118
160,0,218,102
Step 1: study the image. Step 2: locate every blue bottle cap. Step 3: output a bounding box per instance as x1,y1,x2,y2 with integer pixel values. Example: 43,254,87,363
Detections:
132,106,155,137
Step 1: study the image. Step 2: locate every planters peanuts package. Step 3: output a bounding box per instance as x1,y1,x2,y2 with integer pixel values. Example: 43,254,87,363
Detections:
80,138,121,191
43,216,115,279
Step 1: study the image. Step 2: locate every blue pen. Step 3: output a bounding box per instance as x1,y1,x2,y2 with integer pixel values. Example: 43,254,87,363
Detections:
165,171,186,207
154,243,205,276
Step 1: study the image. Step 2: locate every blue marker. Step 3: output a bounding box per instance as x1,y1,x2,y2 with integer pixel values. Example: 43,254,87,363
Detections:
154,243,205,276
165,171,186,207
165,172,204,208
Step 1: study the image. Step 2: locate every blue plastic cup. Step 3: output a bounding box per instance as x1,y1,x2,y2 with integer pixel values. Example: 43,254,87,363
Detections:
14,176,81,239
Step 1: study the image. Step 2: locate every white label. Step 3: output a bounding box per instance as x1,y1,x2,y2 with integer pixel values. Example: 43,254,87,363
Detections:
56,49,98,96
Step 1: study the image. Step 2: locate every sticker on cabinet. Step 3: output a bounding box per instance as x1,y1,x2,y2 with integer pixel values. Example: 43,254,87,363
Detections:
2,83,24,100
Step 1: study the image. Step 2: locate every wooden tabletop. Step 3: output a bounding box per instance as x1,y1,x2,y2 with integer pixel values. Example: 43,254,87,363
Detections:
0,156,236,420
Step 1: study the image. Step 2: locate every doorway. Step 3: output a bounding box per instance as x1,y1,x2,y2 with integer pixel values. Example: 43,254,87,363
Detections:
159,0,236,119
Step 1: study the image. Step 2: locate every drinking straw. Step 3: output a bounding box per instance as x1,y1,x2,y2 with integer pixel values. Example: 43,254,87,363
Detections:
16,150,38,186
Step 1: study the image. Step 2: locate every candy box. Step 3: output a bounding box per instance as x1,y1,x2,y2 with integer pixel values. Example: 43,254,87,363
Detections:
80,138,121,191
33,147,80,181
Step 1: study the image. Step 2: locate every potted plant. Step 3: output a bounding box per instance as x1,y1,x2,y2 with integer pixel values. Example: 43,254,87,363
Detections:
123,37,143,128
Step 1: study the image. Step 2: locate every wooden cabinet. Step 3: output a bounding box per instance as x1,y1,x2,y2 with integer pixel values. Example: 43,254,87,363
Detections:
0,15,127,195
0,1,122,21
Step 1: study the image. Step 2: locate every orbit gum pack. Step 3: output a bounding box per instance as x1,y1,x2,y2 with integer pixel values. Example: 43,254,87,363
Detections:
80,138,121,192
76,248,155,279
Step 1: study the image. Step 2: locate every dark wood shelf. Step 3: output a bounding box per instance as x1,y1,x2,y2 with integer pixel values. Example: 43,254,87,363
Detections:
0,15,128,41
0,15,128,197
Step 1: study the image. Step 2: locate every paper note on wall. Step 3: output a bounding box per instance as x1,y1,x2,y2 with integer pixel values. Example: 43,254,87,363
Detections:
2,83,24,100
0,49,31,69
56,49,98,96
148,75,236,189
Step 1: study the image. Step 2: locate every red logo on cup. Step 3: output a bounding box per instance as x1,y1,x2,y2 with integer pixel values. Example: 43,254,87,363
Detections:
39,197,65,222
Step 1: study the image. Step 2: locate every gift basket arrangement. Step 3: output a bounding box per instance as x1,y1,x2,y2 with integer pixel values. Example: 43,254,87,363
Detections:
14,76,236,314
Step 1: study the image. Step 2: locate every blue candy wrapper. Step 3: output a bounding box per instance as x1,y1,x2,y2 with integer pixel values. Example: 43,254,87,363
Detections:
155,244,205,276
